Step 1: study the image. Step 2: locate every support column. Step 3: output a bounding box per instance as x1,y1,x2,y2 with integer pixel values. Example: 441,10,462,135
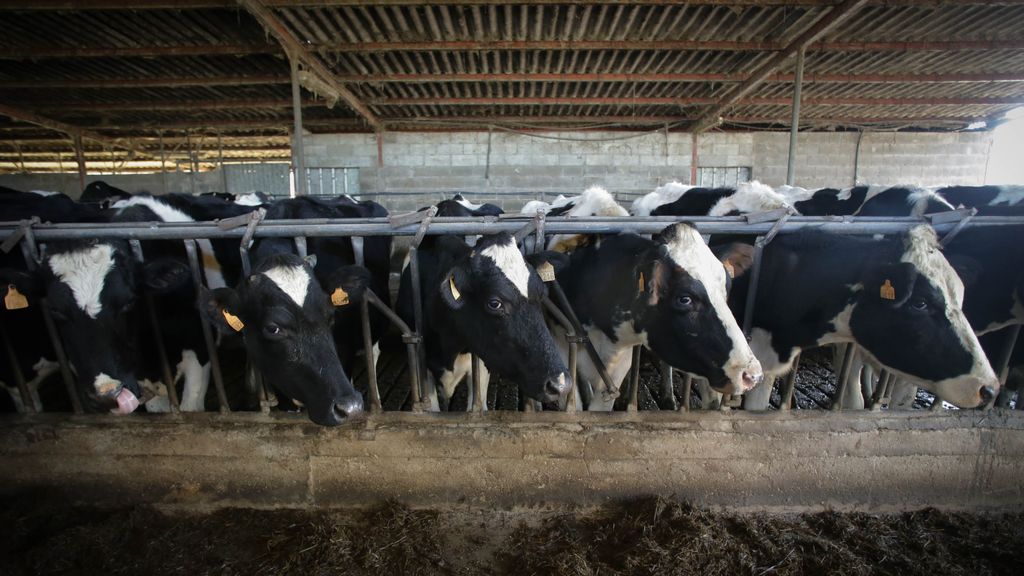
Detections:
690,132,699,185
73,135,86,194
786,49,805,186
290,55,307,196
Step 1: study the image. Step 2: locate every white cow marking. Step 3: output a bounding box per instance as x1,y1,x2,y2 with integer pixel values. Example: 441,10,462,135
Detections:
48,244,115,319
480,237,531,298
630,181,693,216
708,181,792,216
262,265,311,306
177,349,209,412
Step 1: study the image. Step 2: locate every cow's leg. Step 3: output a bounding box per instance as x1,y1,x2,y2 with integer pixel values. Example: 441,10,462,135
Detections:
439,353,472,411
470,361,491,412
742,375,773,410
889,380,918,409
372,342,381,373
696,378,722,410
142,379,171,413
177,349,208,412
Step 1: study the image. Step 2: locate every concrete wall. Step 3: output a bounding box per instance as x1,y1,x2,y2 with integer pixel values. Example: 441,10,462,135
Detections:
1,411,1022,512
0,130,993,210
301,130,993,211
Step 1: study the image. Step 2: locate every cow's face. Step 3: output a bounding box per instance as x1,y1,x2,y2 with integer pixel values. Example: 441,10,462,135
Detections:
638,224,763,395
205,254,365,426
439,234,571,403
6,241,190,413
849,226,998,407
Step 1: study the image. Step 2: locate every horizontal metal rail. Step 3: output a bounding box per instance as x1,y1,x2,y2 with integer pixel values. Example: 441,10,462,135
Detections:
3,215,1024,241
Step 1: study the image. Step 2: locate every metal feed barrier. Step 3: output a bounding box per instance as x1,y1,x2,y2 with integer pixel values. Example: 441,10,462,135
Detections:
2,209,1023,417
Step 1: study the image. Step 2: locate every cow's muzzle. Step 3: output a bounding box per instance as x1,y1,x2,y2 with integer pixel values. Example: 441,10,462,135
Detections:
538,372,571,403
333,393,365,422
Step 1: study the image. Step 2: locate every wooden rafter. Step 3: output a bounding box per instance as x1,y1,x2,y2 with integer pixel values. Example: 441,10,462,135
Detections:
3,75,289,89
691,0,870,133
0,103,152,158
0,1,1019,9
238,0,381,129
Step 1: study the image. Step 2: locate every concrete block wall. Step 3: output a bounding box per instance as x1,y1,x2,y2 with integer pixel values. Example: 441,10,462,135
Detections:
1,130,993,209
301,130,993,211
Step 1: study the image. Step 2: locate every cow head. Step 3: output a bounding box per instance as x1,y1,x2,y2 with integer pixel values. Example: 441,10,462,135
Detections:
0,241,191,413
203,253,366,426
437,233,571,403
636,223,763,395
847,226,998,407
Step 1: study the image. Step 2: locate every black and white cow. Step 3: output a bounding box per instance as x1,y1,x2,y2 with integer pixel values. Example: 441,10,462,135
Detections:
635,181,792,217
557,222,763,410
396,232,571,410
202,253,369,426
80,181,131,207
783,185,953,217
935,185,1024,214
0,192,107,412
727,225,999,409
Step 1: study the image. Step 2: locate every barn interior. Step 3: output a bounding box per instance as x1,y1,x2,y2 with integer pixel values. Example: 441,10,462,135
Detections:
1,2,1024,574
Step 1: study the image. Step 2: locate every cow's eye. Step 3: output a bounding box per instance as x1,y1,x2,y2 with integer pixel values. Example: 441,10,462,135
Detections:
675,294,694,309
487,298,503,311
910,299,928,311
263,323,284,338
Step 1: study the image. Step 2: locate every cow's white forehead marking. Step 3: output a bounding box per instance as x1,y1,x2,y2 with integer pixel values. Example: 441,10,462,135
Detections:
480,237,531,298
48,244,115,319
262,265,311,306
662,224,760,384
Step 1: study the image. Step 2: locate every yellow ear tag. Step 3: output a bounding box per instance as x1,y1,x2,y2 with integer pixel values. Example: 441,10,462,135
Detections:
449,275,461,301
222,309,244,332
536,261,556,283
880,279,896,301
4,285,28,310
331,287,350,307
638,271,645,294
724,261,736,279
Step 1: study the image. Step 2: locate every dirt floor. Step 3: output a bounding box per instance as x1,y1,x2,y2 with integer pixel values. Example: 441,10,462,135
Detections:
2,495,1022,576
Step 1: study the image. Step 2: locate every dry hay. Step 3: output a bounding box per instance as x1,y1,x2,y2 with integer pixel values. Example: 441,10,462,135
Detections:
1,494,1022,576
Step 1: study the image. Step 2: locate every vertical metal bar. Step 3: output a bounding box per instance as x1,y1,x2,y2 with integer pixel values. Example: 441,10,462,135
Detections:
832,343,857,411
376,130,384,168
471,354,484,413
659,360,675,411
20,227,82,413
741,236,766,338
534,212,545,254
408,245,429,403
992,324,1021,410
158,132,168,195
679,373,693,412
485,126,492,180
73,135,86,194
184,239,230,412
218,134,229,194
186,132,197,196
352,236,381,413
293,236,307,258
0,322,36,412
129,240,180,412
690,132,699,185
566,339,578,413
778,352,800,410
405,340,421,407
786,48,805,186
290,56,307,197
627,345,641,412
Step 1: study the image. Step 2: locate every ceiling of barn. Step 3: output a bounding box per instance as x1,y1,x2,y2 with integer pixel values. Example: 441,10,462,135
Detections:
0,1,1022,172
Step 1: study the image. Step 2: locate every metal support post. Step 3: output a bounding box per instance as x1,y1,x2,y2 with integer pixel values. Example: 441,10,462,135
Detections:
183,239,230,412
786,48,805,186
290,56,307,196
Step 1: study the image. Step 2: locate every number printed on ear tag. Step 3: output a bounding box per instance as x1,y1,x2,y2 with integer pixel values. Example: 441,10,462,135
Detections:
537,261,555,283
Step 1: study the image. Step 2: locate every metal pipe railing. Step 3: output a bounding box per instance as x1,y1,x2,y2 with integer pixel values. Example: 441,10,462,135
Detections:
3,211,1022,418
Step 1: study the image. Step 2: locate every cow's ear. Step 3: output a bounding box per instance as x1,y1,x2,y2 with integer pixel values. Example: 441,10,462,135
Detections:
324,265,372,307
863,261,917,307
525,251,570,279
714,243,755,279
440,266,469,310
200,287,245,333
303,254,317,269
142,258,192,294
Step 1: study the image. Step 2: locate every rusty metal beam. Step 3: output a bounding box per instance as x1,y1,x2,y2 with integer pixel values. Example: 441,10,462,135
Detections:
0,102,151,157
364,96,1024,107
340,72,1024,84
0,43,280,60
3,40,1021,61
33,98,327,111
238,0,381,129
4,75,289,89
691,0,869,133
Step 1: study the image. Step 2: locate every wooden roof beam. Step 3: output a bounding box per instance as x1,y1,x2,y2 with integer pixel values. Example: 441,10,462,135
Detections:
1,1,1018,10
330,72,1024,84
4,75,289,89
691,0,869,133
0,103,152,158
238,0,381,130
0,43,279,60
362,96,1024,106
